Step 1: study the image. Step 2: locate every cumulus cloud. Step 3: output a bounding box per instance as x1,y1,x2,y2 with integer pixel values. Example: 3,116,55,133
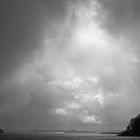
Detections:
55,108,68,116
33,0,139,127
1,0,140,130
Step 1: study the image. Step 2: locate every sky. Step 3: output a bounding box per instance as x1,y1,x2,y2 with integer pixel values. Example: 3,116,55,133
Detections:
1,0,140,130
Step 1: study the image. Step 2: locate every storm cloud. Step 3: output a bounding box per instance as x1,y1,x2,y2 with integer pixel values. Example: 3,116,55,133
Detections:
1,0,140,130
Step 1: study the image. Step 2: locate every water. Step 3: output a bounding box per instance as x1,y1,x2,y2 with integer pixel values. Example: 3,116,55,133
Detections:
0,132,140,140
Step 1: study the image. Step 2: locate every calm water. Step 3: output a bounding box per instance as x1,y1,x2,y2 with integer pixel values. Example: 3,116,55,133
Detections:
0,132,140,140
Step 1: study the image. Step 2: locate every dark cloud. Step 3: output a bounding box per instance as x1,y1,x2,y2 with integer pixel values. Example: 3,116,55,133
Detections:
98,0,140,34
1,0,68,129
98,0,140,55
1,0,67,81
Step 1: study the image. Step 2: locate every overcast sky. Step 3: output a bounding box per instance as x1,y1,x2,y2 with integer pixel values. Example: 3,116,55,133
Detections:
1,0,140,130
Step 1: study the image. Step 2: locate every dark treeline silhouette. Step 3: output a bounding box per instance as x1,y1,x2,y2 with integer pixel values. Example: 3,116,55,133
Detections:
119,114,140,136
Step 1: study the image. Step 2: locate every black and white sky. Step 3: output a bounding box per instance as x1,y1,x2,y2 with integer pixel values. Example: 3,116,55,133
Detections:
1,0,140,130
